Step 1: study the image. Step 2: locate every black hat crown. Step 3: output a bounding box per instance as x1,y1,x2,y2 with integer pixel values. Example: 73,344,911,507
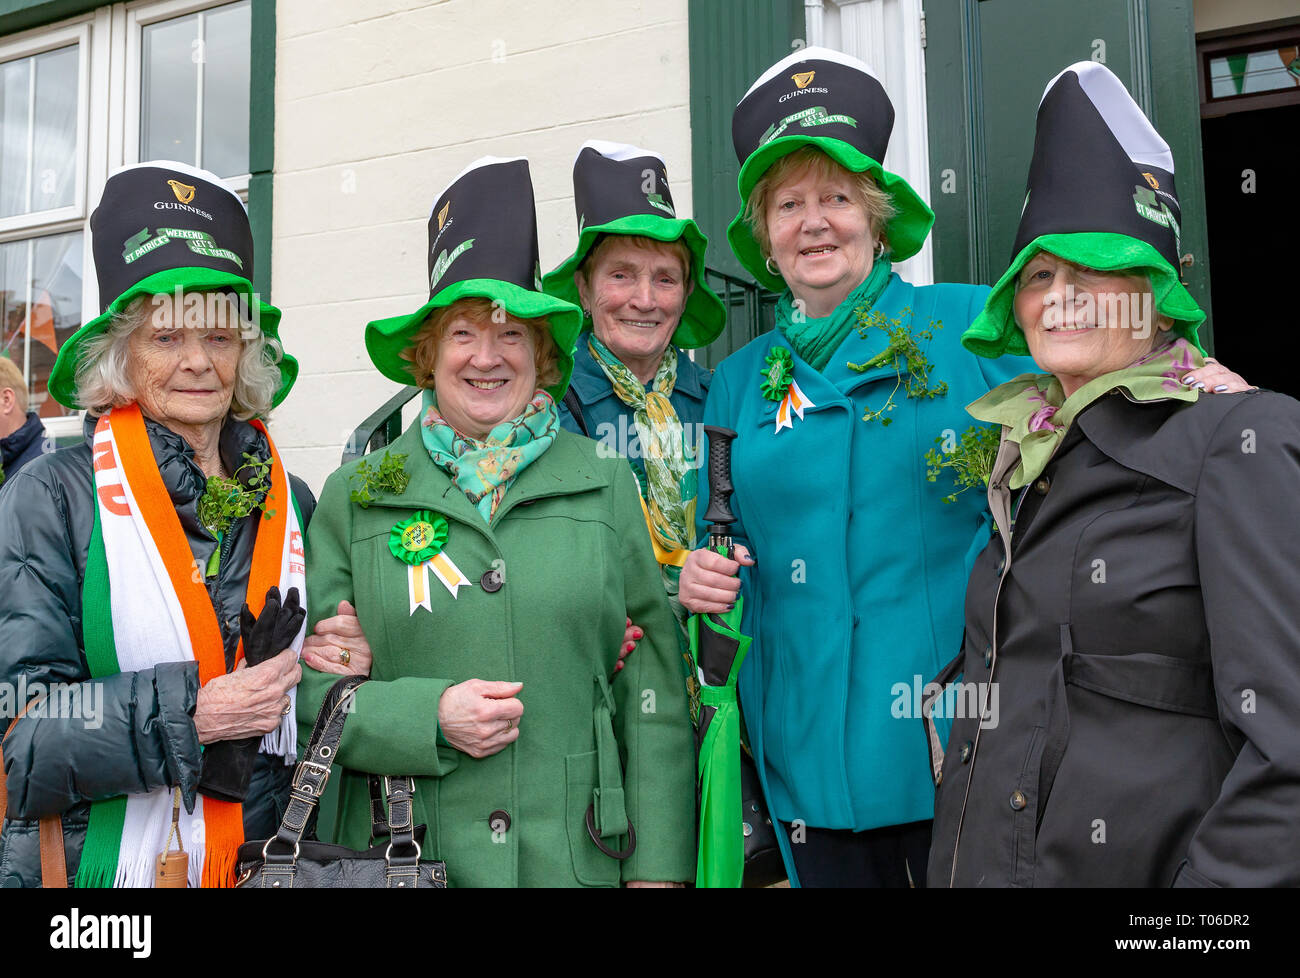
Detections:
1013,62,1182,267
731,46,894,167
91,161,253,314
425,156,542,299
572,140,676,234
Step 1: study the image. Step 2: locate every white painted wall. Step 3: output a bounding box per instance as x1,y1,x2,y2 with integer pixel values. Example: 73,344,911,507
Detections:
268,0,693,493
1195,0,1298,33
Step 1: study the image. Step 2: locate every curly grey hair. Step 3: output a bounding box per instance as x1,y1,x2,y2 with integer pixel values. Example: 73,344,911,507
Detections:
75,292,284,420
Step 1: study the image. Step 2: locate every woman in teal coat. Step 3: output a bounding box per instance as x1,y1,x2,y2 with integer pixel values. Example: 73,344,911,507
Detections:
679,47,1241,887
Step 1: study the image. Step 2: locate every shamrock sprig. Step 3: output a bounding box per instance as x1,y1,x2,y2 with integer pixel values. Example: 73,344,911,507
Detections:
846,305,948,426
760,347,795,401
350,450,410,508
924,424,1001,504
197,452,275,537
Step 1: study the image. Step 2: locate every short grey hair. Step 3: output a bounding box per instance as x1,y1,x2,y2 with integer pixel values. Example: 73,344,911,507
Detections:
75,292,284,420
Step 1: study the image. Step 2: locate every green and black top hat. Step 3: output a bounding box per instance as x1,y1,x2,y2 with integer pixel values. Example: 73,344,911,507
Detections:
728,46,935,292
963,61,1206,358
366,156,584,399
541,140,725,350
48,160,294,410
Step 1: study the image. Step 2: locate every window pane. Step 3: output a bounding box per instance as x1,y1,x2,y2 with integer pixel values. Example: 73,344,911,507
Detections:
142,13,199,165
201,1,250,179
32,46,79,212
0,232,83,419
0,44,79,218
1209,44,1300,99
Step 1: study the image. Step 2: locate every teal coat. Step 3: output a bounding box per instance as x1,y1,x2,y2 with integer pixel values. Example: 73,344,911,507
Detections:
557,331,712,468
300,420,697,887
697,274,1035,882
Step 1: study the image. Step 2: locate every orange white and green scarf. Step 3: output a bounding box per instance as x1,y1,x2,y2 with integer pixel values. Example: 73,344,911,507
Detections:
78,404,305,887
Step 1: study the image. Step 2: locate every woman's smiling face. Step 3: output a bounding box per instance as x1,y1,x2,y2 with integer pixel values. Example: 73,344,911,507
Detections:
432,311,538,439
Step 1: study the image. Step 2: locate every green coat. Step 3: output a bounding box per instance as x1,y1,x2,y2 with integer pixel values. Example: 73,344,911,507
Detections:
299,419,696,887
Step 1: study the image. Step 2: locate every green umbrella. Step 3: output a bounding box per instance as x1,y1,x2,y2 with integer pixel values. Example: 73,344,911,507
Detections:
691,426,753,888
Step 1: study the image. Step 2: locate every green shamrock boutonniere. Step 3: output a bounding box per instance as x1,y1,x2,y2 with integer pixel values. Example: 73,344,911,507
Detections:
350,450,410,508
389,511,448,565
847,305,949,426
760,347,795,401
924,424,1001,504
197,452,275,537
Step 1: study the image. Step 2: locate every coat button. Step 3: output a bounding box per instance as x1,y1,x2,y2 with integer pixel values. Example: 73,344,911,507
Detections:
984,645,993,669
480,568,503,593
960,741,973,764
1009,790,1027,811
1033,476,1051,495
996,557,1006,574
488,809,511,833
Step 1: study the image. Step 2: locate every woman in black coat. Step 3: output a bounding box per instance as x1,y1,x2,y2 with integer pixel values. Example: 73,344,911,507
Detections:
926,62,1300,887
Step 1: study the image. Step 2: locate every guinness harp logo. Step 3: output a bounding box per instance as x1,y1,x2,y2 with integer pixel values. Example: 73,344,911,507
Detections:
168,180,196,204
1141,172,1160,190
792,70,816,88
437,201,451,231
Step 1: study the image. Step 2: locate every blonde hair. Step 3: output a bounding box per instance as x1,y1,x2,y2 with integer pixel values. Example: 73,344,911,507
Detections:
74,293,284,420
577,234,693,290
744,145,898,262
401,297,561,390
0,355,27,413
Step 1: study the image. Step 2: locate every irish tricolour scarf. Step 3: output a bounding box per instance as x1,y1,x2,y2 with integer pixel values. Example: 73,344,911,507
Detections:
77,404,305,887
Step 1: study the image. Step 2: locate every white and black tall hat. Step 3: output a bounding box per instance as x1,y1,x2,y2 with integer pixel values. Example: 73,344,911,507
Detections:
727,46,934,290
541,140,725,349
964,61,1205,358
365,156,584,398
48,160,293,409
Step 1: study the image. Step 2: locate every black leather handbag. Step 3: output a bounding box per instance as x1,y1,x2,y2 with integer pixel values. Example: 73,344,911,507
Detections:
235,676,448,889
740,750,786,887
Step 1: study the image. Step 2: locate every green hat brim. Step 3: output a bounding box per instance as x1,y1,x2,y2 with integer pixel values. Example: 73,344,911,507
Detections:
364,278,585,401
962,232,1207,359
541,214,726,350
726,135,935,292
48,267,294,411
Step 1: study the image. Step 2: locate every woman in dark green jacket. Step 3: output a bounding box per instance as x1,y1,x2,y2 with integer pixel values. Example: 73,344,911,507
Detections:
297,157,696,887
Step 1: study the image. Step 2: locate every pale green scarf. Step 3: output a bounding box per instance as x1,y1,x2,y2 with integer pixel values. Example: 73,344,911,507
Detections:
968,337,1203,489
421,388,558,523
775,257,892,371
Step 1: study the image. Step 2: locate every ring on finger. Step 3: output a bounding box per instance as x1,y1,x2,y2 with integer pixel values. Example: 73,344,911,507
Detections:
504,717,514,732
338,647,352,666
281,695,293,716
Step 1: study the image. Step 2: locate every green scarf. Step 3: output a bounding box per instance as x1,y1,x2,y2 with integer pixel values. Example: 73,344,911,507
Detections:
420,388,558,524
968,337,1203,490
775,256,892,372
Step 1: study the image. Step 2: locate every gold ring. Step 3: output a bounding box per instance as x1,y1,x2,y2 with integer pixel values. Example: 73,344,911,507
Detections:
281,696,293,716
338,648,351,666
505,717,514,732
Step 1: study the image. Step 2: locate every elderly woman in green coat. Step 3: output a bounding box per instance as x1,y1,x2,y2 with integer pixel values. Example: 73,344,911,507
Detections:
297,157,696,887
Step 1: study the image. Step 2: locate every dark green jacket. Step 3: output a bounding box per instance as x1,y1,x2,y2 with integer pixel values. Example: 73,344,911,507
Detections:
0,415,315,887
298,421,697,887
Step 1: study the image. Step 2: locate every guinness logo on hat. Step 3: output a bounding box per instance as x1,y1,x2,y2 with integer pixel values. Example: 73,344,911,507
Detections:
437,200,450,231
792,70,816,88
168,179,196,204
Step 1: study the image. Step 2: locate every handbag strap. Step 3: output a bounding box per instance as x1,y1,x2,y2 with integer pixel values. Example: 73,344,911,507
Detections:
1,696,69,888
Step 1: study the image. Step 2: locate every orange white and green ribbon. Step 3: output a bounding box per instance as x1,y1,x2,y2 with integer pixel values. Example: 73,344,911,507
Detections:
78,404,304,887
390,511,471,612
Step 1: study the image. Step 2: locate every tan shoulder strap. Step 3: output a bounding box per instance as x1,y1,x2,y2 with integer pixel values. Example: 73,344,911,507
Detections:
1,697,69,887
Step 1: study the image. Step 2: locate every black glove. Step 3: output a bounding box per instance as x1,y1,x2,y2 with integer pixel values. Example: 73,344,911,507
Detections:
198,586,304,803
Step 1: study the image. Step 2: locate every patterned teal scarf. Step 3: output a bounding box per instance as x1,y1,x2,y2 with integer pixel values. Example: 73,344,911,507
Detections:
420,388,559,523
775,257,892,372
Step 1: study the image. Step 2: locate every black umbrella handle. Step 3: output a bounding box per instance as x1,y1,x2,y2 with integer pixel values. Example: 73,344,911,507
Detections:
702,425,738,555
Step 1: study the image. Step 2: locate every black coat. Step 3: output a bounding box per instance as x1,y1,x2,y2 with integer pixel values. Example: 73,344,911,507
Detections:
0,415,315,886
0,413,47,489
928,389,1300,887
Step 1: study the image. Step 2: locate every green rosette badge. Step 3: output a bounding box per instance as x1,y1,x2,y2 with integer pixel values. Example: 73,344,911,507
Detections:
760,347,794,401
389,510,449,565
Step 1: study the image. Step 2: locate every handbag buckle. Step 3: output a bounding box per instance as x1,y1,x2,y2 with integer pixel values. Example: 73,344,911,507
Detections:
293,760,331,796
385,838,421,863
261,837,301,861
